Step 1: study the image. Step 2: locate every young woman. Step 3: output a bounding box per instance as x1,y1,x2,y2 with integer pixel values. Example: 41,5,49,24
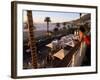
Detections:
79,25,91,66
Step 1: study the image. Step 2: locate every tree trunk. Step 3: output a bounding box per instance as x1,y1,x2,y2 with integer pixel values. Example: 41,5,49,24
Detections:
27,10,38,68
47,22,49,33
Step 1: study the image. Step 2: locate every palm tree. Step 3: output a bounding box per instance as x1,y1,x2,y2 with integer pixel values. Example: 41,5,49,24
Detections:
52,23,60,36
62,22,66,28
27,10,38,68
44,17,51,34
56,23,60,32
80,13,82,25
67,25,70,29
62,22,67,35
56,23,60,29
80,13,82,19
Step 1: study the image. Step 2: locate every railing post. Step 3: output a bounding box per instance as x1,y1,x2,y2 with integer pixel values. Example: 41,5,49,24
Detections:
79,42,83,56
72,54,75,66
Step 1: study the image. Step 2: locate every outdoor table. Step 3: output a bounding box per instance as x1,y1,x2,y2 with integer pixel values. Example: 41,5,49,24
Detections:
53,49,69,60
46,43,53,48
52,40,81,67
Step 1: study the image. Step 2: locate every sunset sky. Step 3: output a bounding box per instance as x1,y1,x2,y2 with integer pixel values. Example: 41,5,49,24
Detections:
23,10,85,24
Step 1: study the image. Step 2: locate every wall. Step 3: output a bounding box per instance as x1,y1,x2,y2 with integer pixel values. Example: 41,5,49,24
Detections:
0,0,100,80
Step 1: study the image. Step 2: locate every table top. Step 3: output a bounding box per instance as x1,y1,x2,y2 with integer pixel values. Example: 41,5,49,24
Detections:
53,49,69,60
46,43,53,48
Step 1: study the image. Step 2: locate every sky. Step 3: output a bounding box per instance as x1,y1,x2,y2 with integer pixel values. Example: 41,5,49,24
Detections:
23,10,86,31
23,10,85,24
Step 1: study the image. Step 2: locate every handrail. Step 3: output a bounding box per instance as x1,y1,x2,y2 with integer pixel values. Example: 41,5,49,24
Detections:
52,41,81,67
62,41,81,67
